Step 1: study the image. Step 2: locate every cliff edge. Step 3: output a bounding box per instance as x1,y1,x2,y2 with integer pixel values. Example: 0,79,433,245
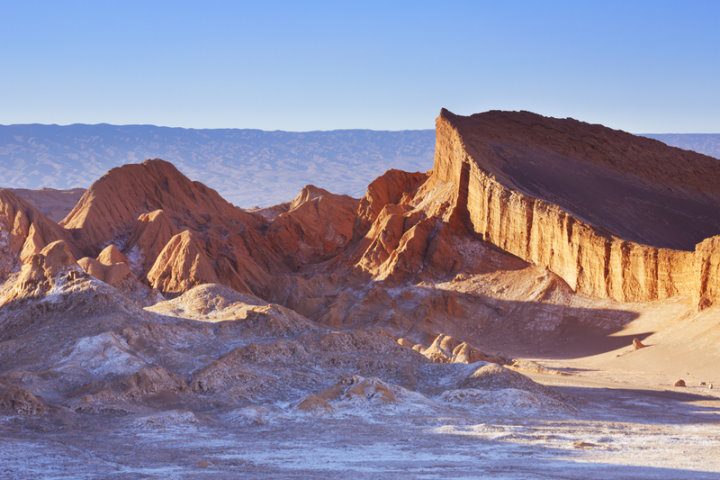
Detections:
432,109,720,308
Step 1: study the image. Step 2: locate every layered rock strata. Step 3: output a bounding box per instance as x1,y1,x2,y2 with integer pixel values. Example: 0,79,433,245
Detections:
432,109,720,308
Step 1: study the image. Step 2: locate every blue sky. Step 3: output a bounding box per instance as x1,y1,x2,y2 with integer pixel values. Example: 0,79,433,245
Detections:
1,0,718,131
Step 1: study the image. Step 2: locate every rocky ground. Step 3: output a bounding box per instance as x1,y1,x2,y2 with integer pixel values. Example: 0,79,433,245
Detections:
2,369,719,479
0,277,718,479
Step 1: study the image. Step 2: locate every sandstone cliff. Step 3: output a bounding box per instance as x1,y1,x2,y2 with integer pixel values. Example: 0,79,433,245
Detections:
430,109,720,308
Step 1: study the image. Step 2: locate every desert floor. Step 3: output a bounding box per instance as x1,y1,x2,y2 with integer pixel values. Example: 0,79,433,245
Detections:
2,356,719,480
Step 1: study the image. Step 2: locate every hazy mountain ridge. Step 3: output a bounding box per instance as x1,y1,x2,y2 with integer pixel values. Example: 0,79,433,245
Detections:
2,124,717,208
0,124,435,207
644,133,720,159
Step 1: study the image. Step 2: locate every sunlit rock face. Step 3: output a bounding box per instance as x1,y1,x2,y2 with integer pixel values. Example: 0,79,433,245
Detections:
431,109,720,308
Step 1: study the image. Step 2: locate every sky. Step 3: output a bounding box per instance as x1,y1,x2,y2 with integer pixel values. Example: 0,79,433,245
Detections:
1,0,718,132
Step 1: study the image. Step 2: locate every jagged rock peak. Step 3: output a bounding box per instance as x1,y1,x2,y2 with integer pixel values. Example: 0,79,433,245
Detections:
0,189,76,280
1,239,82,305
60,159,263,253
289,185,333,210
146,230,219,294
97,244,128,266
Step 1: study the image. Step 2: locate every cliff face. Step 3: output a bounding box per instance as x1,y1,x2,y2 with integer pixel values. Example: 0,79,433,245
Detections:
432,109,720,308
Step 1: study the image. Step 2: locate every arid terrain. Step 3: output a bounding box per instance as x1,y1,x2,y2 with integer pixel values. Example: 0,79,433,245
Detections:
1,109,719,479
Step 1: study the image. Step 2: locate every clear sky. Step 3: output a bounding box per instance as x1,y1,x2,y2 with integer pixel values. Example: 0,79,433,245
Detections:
1,0,718,132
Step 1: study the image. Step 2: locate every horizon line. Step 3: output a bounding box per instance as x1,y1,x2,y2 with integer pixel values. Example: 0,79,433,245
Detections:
1,122,720,136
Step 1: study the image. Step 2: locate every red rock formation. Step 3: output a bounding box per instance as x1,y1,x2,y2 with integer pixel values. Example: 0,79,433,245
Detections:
420,334,508,364
428,109,720,308
0,189,76,280
147,230,219,293
355,170,428,234
2,240,83,304
61,159,264,253
125,210,177,273
269,185,358,267
77,244,133,288
59,159,282,297
77,257,132,287
97,244,128,266
9,110,717,312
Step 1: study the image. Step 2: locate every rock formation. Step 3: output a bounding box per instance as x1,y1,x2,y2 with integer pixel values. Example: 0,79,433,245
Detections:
2,240,83,304
268,185,358,267
4,109,718,312
60,159,263,252
0,189,76,281
59,159,282,297
420,334,508,364
77,244,133,288
427,109,720,308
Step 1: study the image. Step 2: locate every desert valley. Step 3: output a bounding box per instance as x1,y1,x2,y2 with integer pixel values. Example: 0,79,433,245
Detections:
0,109,718,478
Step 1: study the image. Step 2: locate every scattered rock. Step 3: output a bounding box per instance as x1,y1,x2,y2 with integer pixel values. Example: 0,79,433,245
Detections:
420,334,508,365
632,338,647,350
674,379,686,387
297,394,333,413
297,375,401,414
397,337,414,348
573,441,599,449
0,383,46,415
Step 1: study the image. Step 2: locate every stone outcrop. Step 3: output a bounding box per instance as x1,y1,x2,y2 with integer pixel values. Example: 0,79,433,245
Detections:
430,109,720,308
0,189,76,280
297,375,398,413
125,209,177,273
77,244,133,288
4,110,717,311
421,334,508,364
269,185,358,267
147,230,219,293
0,382,46,415
2,240,83,304
355,169,428,234
60,159,264,253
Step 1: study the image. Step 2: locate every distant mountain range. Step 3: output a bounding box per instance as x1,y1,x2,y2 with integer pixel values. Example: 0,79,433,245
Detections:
643,134,720,159
0,124,717,207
